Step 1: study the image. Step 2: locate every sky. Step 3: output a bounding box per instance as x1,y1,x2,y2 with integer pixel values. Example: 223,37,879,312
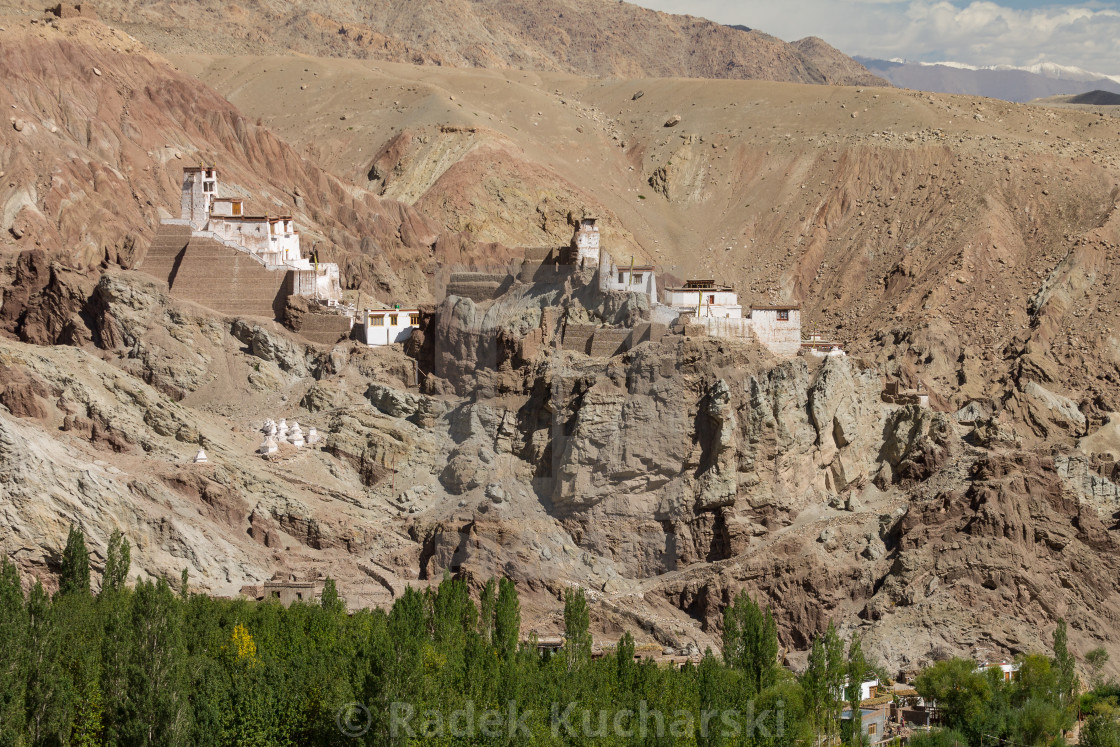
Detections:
631,0,1120,75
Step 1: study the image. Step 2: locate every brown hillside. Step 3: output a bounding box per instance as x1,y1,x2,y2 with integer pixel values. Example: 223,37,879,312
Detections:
0,15,517,344
181,52,1120,434
11,0,887,86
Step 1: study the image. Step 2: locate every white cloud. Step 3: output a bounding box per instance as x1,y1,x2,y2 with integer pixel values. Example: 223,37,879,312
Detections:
632,0,1120,75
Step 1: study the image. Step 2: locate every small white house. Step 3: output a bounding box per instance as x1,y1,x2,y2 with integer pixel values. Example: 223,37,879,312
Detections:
978,661,1019,682
663,280,743,319
598,250,658,304
361,308,420,346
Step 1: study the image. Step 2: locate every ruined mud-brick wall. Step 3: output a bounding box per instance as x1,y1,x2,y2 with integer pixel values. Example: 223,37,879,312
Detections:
50,3,98,19
446,272,507,302
589,328,630,358
288,313,352,345
561,323,596,354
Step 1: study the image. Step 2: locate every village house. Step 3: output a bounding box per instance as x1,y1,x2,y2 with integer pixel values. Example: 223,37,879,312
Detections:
598,250,658,304
842,706,890,745
239,571,331,608
359,307,421,346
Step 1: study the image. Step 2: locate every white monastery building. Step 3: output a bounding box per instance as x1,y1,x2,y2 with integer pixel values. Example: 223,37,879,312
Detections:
662,279,743,319
360,308,421,346
175,166,342,303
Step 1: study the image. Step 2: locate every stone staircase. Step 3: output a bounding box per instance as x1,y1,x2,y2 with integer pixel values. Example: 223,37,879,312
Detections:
168,236,290,319
137,222,192,286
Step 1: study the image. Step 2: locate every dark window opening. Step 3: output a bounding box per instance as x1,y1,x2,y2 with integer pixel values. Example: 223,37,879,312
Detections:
777,310,790,321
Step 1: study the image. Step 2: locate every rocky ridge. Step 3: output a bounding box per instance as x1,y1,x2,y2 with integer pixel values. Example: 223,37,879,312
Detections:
19,0,887,87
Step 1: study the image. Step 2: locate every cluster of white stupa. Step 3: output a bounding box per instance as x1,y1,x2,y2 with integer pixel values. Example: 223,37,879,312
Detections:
258,418,319,456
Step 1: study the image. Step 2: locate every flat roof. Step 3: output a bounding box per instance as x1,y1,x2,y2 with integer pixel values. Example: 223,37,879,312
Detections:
665,285,735,293
751,304,801,310
620,266,655,271
212,197,242,202
368,308,420,314
183,166,216,172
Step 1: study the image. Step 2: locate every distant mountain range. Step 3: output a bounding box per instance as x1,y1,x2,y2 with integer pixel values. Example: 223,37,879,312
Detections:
857,57,1120,102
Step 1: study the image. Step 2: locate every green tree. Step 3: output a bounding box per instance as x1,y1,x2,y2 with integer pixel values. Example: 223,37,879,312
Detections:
916,658,991,731
59,524,91,597
1086,648,1111,692
721,590,779,695
0,557,28,743
478,577,497,646
493,578,520,660
909,728,971,747
616,631,636,690
1082,713,1120,747
121,578,190,744
320,577,344,615
802,635,830,747
824,623,847,745
102,529,130,593
847,632,869,747
1053,619,1078,706
563,587,591,673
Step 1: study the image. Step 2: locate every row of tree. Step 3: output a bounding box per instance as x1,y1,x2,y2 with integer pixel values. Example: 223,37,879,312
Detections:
0,526,1114,746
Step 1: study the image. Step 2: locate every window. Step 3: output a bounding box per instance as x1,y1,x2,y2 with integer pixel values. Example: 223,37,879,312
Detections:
634,273,643,283
868,724,877,736
777,310,790,321
709,295,716,305
388,315,398,326
232,202,241,216
618,271,625,283
203,181,214,193
369,315,384,327
271,591,280,599
410,313,420,326
296,592,303,601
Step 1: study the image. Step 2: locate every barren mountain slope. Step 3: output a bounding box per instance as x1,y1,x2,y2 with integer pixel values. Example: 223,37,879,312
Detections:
0,15,519,347
183,53,1120,432
3,0,886,86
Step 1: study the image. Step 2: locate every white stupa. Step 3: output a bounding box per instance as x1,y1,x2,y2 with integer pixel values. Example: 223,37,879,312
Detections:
277,418,289,443
289,422,305,448
193,448,208,464
259,437,278,456
262,418,275,435
307,427,320,445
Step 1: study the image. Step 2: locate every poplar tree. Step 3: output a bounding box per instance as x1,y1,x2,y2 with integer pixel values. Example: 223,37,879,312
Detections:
102,530,130,593
563,587,591,673
721,590,779,695
823,623,847,745
847,633,869,747
1052,618,1077,707
0,557,27,742
58,525,90,597
478,577,498,646
493,578,520,660
802,634,830,747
